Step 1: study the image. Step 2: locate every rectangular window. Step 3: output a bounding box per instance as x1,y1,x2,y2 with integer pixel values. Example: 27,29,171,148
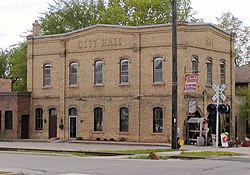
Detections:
5,111,13,130
43,64,51,86
95,61,103,85
120,60,129,84
192,57,198,73
220,63,225,85
94,108,103,131
153,107,163,133
120,107,129,132
69,62,78,85
153,58,163,83
206,61,212,85
36,108,43,130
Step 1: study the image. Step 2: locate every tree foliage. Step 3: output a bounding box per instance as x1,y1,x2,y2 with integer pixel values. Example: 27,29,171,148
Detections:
216,12,250,66
39,0,199,35
0,43,27,91
40,0,106,35
8,42,27,91
0,48,9,78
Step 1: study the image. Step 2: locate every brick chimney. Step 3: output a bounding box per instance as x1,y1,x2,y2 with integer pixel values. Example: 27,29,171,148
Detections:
32,20,40,36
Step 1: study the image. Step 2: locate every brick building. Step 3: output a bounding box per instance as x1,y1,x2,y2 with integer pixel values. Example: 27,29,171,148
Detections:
235,67,250,140
26,21,235,143
0,79,30,140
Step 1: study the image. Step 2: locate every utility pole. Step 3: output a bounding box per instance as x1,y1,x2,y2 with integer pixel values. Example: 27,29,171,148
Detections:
171,0,178,149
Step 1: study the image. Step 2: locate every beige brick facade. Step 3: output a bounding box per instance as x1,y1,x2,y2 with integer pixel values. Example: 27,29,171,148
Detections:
27,22,235,143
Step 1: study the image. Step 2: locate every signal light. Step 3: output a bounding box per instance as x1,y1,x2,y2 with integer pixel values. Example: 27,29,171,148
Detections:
218,104,230,114
207,104,230,114
207,104,217,114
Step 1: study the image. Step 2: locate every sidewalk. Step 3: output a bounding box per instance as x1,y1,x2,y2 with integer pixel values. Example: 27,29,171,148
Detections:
0,139,249,155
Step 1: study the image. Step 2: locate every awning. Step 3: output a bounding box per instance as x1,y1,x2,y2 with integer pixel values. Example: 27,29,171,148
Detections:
187,118,204,124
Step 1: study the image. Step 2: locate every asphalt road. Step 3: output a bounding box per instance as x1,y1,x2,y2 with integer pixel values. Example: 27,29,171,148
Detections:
1,151,250,175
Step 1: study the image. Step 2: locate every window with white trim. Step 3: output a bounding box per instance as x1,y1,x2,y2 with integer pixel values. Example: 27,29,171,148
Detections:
43,64,51,86
94,61,103,85
206,60,212,85
220,62,226,85
69,62,78,85
192,56,199,73
120,60,129,84
153,57,163,83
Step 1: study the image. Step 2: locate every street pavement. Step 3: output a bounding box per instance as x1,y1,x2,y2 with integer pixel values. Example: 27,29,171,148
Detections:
0,139,250,175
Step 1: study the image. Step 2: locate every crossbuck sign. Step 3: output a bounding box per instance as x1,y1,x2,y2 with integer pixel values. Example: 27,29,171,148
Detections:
212,84,226,102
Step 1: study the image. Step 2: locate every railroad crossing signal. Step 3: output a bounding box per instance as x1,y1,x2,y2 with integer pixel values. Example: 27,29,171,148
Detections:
212,84,226,102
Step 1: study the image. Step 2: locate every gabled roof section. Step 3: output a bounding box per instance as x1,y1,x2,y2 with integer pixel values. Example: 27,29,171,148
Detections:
235,67,250,84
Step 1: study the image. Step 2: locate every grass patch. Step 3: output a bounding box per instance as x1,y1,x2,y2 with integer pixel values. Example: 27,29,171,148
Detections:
99,149,176,155
180,151,243,157
0,172,9,174
0,149,177,157
1,150,90,157
129,155,169,160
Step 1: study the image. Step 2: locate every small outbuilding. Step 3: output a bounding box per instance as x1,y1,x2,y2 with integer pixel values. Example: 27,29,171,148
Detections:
0,78,30,140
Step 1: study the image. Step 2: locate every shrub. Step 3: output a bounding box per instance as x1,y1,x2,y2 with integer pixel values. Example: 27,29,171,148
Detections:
110,138,115,141
119,137,127,142
96,137,101,141
76,136,83,140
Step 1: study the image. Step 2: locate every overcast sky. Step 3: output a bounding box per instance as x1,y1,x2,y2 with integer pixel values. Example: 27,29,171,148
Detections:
0,0,249,49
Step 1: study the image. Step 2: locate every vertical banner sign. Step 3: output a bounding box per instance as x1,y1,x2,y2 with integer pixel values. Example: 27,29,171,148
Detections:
183,74,199,93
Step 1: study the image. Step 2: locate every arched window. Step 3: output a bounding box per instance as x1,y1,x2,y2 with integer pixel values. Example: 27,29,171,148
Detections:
192,55,199,73
35,108,43,130
153,57,163,83
69,62,78,85
120,60,129,84
220,62,226,85
69,108,77,116
43,64,51,86
206,59,213,85
94,61,103,85
94,107,103,131
153,107,163,133
49,108,57,116
120,107,129,132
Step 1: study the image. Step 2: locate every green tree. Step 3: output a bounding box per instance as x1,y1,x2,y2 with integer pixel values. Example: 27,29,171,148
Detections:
8,42,27,91
39,0,106,35
0,48,9,78
39,0,200,35
216,12,250,66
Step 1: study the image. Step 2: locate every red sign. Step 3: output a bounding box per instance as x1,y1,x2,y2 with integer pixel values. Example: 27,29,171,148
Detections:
183,74,199,93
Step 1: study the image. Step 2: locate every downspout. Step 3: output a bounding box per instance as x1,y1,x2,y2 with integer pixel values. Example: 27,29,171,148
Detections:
30,37,34,139
138,32,142,142
63,39,67,139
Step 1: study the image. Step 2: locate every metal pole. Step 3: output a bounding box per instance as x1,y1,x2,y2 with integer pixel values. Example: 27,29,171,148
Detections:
171,0,178,149
216,86,220,151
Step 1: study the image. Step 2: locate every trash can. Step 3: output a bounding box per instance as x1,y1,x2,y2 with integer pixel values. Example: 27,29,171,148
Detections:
180,139,184,146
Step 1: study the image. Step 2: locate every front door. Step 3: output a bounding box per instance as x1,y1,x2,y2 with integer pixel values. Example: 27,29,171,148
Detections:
21,115,29,139
49,115,57,138
69,117,76,138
